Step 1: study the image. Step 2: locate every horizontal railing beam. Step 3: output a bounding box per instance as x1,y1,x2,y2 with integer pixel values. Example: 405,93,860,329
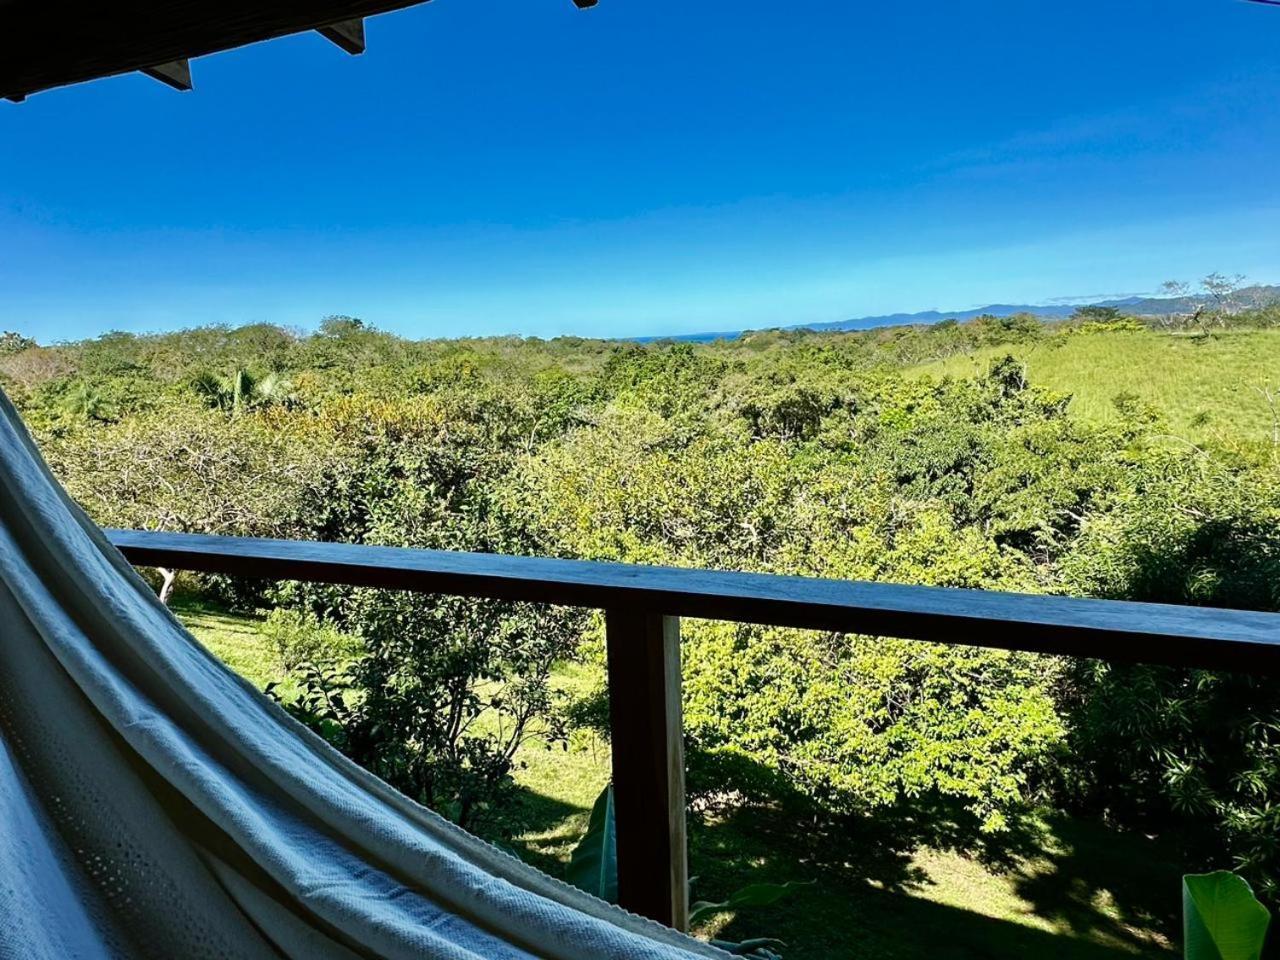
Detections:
106,529,1280,675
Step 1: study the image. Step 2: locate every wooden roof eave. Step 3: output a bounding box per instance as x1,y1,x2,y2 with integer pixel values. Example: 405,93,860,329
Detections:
1,0,597,102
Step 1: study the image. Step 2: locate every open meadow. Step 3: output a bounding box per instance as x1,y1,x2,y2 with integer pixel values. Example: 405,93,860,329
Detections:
911,328,1280,446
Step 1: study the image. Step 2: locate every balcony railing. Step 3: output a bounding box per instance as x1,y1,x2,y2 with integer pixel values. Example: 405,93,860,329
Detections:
106,528,1280,931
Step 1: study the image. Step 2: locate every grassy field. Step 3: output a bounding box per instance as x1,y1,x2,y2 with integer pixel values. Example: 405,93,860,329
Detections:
179,600,1184,960
912,328,1280,445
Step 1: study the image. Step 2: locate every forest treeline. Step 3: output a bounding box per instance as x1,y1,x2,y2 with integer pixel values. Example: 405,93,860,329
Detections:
4,307,1280,899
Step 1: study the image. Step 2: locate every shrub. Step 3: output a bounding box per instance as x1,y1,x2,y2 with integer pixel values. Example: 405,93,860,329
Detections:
261,607,362,671
681,622,1065,831
1060,456,1280,898
285,595,583,833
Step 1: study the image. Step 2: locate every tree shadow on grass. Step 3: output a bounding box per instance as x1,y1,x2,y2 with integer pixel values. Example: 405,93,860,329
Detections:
494,747,1190,959
689,748,1058,891
724,880,1171,960
1008,812,1181,954
686,752,1181,960
484,781,590,878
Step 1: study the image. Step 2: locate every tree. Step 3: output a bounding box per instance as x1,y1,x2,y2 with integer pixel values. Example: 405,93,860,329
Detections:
1071,305,1123,324
191,368,294,415
1059,456,1280,898
26,315,1280,902
39,405,332,603
288,594,581,831
1201,272,1249,324
0,345,73,390
318,315,366,337
507,368,1100,830
0,331,36,356
272,393,586,832
58,383,117,423
1157,280,1193,328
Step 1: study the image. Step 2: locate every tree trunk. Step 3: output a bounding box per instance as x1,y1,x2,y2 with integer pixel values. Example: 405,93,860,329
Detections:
158,567,177,606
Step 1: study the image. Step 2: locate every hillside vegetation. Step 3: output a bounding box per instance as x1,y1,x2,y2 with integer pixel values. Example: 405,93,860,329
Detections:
4,307,1279,959
914,328,1280,445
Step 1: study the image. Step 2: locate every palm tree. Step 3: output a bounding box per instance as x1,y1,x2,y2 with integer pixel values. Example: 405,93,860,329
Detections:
59,383,117,422
191,367,294,415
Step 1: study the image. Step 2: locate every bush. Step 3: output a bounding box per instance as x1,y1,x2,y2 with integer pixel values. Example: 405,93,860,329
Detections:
285,595,583,833
261,608,362,671
510,369,1094,830
1058,457,1280,898
681,622,1065,831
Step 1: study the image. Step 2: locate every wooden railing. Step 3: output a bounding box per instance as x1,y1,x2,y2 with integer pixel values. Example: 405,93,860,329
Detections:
106,528,1280,931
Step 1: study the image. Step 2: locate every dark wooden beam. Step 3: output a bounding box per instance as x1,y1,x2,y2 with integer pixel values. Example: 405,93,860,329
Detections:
317,18,366,55
140,59,192,92
604,610,688,929
105,529,1280,675
1,0,598,102
0,2,429,101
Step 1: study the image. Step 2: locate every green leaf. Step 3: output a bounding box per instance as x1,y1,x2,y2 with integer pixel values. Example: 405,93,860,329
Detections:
689,880,810,928
565,785,618,903
1183,871,1271,960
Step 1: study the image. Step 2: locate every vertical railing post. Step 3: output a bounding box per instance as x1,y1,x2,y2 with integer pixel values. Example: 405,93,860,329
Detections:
603,608,689,931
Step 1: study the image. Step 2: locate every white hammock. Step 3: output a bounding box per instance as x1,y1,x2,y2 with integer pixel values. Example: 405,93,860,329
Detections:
0,390,723,960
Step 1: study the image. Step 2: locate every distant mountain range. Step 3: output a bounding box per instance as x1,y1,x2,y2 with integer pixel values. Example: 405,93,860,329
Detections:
639,285,1280,344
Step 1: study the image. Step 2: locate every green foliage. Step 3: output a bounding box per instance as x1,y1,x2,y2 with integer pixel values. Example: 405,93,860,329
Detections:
1072,305,1125,324
679,626,1064,831
262,393,587,833
565,785,618,903
291,594,579,832
514,366,1099,829
18,315,1280,905
1056,455,1280,897
1065,662,1280,897
973,312,1045,345
1183,872,1270,960
38,403,333,540
58,382,118,423
1078,318,1147,334
191,367,294,414
261,607,362,671
0,331,36,355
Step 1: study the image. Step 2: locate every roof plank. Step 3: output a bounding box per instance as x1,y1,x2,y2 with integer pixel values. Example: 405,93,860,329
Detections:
1,2,430,100
0,0,592,101
317,18,366,56
139,59,193,92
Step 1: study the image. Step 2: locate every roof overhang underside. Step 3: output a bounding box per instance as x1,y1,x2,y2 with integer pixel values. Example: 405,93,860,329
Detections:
0,1,542,102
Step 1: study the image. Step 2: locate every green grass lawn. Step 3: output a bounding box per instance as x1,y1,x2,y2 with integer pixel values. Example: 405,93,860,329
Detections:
912,328,1280,446
176,598,281,686
180,602,1183,960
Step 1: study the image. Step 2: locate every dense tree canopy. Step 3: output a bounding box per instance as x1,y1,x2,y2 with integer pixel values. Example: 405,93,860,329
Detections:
6,309,1280,895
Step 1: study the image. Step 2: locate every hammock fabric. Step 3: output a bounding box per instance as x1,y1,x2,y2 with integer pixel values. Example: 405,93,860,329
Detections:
0,391,723,960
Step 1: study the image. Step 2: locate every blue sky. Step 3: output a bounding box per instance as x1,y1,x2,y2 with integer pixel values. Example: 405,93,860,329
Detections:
2,0,1279,341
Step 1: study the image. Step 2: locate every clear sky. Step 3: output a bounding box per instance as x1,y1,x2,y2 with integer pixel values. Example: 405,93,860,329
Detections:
2,0,1279,342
